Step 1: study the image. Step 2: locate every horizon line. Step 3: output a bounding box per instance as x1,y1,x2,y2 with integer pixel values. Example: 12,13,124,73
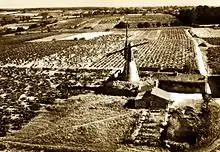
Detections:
0,4,219,9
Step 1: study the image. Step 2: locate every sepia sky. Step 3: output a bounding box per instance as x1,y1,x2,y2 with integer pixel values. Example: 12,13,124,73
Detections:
1,0,220,8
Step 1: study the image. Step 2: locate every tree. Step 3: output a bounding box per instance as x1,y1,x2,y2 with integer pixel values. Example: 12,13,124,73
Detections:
114,21,129,29
137,22,144,28
156,22,162,27
16,27,25,32
143,22,151,28
177,5,220,25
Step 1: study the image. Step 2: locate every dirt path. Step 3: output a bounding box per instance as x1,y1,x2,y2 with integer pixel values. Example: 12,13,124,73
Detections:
66,112,133,129
185,29,208,76
34,112,134,139
185,29,212,94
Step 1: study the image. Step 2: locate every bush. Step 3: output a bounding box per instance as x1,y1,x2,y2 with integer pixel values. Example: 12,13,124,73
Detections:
143,22,151,28
137,22,144,28
114,21,129,29
183,63,191,73
196,102,220,148
16,27,25,32
156,22,162,27
167,101,220,149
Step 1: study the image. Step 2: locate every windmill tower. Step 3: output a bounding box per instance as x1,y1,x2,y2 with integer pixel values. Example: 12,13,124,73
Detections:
107,21,148,83
122,24,140,83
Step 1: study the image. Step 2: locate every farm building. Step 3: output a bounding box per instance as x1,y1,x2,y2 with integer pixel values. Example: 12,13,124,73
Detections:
135,87,170,109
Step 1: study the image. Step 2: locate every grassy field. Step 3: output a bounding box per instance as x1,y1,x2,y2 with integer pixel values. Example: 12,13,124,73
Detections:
0,93,136,151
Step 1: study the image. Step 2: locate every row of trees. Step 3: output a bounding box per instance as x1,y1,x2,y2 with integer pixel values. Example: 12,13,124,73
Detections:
137,22,181,28
178,6,220,25
114,21,181,29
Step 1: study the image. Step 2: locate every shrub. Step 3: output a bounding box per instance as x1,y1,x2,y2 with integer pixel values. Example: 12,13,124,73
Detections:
167,101,220,149
114,21,129,29
196,102,220,148
143,22,151,28
183,63,191,73
137,22,144,28
156,22,162,27
16,27,25,32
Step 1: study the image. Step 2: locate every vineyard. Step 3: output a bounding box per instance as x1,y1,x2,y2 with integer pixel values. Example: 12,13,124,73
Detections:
206,47,220,74
0,30,165,69
91,29,198,73
128,30,161,41
0,29,198,72
203,37,220,45
0,34,125,69
0,67,111,137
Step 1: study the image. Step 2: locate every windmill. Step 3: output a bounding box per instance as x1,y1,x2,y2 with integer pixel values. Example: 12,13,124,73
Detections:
107,21,148,83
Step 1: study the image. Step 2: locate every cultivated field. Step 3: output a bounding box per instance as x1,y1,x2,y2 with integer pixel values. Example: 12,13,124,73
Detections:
128,30,161,41
29,33,75,42
0,67,111,136
206,47,220,74
1,28,197,73
0,26,202,152
91,29,198,73
189,28,220,74
0,30,169,70
0,34,125,69
203,37,220,45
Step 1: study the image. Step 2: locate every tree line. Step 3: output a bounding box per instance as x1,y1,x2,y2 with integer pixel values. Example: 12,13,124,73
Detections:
177,5,220,25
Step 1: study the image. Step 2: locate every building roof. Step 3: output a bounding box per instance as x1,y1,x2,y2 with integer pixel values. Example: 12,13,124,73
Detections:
151,87,171,101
